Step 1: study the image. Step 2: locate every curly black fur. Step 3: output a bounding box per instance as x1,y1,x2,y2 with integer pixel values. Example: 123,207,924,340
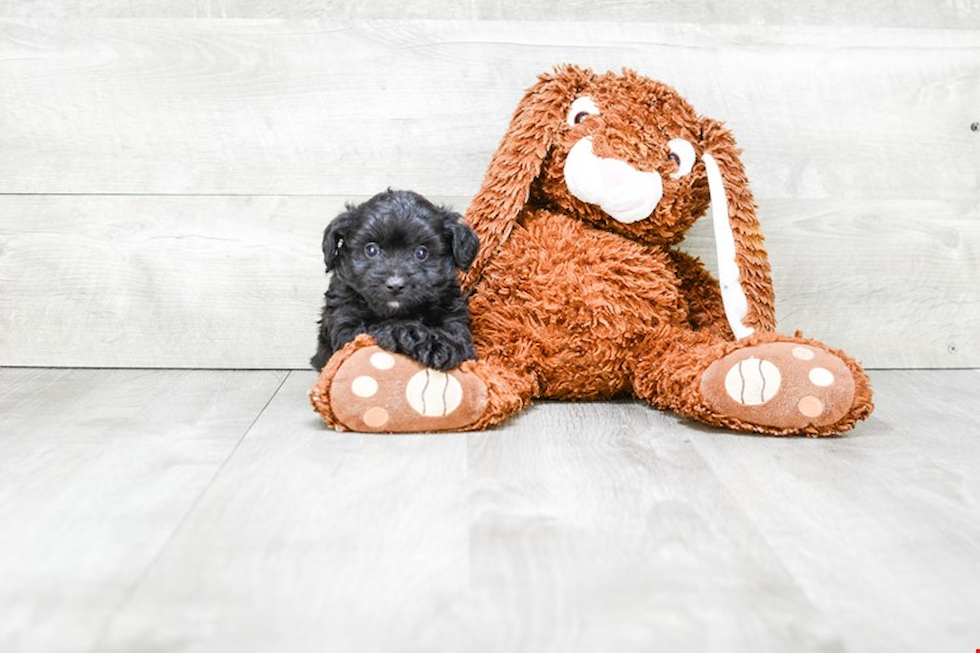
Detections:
310,189,480,372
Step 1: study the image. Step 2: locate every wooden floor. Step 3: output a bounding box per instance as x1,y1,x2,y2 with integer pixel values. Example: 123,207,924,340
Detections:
1,368,977,653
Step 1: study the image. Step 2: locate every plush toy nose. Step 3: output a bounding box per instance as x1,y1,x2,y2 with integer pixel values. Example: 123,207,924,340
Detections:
385,275,406,294
563,137,663,224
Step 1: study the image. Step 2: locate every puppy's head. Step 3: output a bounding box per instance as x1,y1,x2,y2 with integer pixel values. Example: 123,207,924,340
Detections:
322,189,479,316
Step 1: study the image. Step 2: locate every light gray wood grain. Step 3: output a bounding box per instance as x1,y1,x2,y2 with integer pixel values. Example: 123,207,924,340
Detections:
0,20,976,200
0,368,960,653
685,197,980,369
689,369,980,653
0,367,287,653
432,402,840,653
94,370,472,653
1,194,976,369
1,0,978,29
93,372,832,653
1,18,976,370
0,194,358,369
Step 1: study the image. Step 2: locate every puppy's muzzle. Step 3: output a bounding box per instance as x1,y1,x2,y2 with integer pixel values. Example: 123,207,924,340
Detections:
385,275,406,295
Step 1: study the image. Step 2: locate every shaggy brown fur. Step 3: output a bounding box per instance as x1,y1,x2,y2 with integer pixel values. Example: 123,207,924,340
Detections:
311,65,873,436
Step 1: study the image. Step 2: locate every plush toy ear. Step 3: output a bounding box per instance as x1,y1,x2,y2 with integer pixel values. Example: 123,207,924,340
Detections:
462,65,592,291
699,118,777,338
322,205,355,272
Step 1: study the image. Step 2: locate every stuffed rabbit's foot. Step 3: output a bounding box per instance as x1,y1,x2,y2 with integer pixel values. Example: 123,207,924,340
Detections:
310,337,488,433
700,341,861,435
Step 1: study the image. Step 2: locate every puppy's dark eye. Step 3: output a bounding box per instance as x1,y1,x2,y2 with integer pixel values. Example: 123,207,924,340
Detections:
668,152,681,166
573,111,590,125
364,243,380,258
414,246,429,261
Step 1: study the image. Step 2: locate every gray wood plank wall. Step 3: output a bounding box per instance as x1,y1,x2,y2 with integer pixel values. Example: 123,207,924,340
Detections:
2,1,979,28
1,6,978,369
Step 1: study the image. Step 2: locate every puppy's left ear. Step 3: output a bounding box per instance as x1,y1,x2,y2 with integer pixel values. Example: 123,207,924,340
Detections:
439,208,480,272
451,221,480,272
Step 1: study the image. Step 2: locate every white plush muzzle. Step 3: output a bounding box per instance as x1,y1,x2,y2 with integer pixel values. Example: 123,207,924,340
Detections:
562,134,755,340
563,137,663,224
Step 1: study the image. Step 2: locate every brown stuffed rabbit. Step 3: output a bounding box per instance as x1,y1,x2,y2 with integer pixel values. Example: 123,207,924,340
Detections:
310,65,874,436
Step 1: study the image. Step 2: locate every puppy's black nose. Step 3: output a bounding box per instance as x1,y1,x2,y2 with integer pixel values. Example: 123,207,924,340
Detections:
385,275,405,294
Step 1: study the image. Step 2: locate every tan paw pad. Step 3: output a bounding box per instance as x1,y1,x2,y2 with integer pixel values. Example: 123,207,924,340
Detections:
329,346,487,433
701,342,856,430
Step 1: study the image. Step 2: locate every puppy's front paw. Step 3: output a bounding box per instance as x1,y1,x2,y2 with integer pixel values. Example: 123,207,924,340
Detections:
414,342,448,371
370,330,398,352
415,339,476,371
310,347,330,372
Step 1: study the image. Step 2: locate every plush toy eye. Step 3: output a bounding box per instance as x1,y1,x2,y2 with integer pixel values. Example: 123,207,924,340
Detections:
667,138,696,179
567,97,600,127
364,242,380,258
414,246,429,261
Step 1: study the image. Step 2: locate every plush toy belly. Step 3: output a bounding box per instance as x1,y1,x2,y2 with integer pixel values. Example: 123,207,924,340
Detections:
468,210,695,399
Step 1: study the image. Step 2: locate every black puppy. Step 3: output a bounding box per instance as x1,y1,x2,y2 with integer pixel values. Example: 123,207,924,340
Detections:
311,189,480,373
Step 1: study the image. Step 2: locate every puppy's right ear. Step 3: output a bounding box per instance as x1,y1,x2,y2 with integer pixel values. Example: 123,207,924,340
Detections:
322,206,355,272
462,64,594,292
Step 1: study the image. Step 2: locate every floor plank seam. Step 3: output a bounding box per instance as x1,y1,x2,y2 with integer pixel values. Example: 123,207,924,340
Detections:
686,439,836,629
83,370,292,653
